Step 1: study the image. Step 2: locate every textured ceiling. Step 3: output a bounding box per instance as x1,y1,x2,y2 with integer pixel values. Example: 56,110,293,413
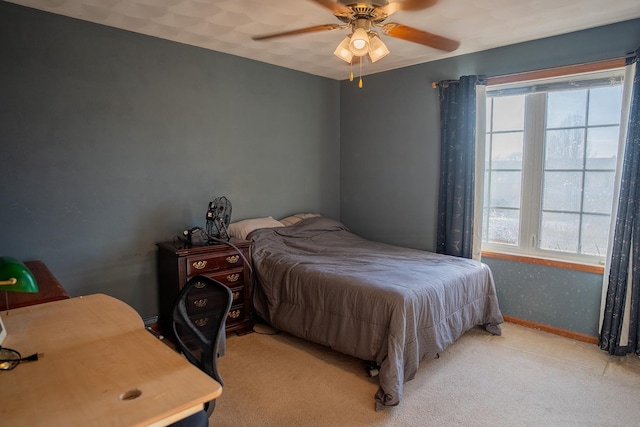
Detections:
8,0,640,80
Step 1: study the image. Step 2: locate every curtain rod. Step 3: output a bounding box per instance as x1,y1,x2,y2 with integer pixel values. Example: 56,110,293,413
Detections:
431,53,635,89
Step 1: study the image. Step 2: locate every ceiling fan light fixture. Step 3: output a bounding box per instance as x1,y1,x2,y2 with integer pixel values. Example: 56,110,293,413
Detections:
333,36,354,63
253,1,461,78
368,33,389,63
349,27,370,56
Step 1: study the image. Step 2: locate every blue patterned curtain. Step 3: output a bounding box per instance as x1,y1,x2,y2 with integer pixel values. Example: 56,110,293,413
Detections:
437,75,486,258
600,50,640,355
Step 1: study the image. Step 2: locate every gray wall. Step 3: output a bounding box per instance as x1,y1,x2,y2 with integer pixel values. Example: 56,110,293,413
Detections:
340,19,640,336
0,3,340,318
483,258,603,335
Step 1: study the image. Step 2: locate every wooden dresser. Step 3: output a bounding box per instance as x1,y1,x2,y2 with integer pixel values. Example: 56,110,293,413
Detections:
156,240,254,339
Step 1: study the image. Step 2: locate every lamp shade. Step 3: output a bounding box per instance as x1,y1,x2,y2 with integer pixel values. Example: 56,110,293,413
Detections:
0,257,38,293
349,27,370,57
333,36,354,63
368,34,390,63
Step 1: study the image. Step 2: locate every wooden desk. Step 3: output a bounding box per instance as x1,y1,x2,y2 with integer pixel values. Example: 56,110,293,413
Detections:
0,294,222,427
0,261,69,311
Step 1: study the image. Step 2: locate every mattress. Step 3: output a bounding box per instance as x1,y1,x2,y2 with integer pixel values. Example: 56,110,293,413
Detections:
249,216,503,410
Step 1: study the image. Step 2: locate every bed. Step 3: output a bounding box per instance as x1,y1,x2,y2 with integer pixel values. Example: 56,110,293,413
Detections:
244,216,503,410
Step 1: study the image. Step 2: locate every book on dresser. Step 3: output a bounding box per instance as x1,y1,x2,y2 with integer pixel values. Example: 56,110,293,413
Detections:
156,239,254,341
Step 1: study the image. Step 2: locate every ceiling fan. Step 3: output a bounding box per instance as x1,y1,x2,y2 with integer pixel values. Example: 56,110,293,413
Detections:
252,0,460,72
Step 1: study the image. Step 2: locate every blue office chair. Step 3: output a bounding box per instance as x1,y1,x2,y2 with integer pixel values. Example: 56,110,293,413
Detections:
168,409,209,427
170,275,233,422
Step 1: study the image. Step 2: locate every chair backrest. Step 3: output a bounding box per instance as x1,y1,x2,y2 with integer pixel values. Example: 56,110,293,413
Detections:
171,275,233,415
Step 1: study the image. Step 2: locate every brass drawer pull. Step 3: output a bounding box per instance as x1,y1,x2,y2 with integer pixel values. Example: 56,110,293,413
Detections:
228,310,241,319
194,318,208,327
226,255,239,264
193,298,208,308
227,273,240,282
194,282,205,289
232,291,240,301
192,260,207,270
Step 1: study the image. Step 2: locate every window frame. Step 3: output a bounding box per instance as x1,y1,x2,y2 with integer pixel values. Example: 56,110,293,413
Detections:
480,60,626,267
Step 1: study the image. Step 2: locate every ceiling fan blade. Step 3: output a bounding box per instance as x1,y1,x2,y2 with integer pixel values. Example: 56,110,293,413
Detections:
382,23,459,52
252,24,342,41
310,0,353,15
380,0,438,15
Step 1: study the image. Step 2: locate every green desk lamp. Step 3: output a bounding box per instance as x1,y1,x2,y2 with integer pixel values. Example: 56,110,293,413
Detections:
0,257,40,369
0,256,38,313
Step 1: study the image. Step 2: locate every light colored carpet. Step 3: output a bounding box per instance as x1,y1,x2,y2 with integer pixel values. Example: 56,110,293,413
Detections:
212,322,640,426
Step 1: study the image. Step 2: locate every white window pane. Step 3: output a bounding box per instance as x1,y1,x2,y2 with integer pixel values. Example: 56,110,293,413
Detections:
490,171,521,209
540,212,579,253
586,126,619,169
487,208,519,245
483,171,490,208
581,214,611,256
589,86,623,126
486,98,492,131
583,171,615,214
547,90,587,128
543,171,583,212
485,135,491,170
482,207,489,243
545,129,584,169
492,95,525,131
491,132,523,170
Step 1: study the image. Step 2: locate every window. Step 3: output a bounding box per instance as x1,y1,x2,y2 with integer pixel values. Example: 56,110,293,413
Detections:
482,69,624,264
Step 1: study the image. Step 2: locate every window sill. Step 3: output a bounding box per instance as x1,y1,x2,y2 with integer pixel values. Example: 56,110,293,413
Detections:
481,250,604,275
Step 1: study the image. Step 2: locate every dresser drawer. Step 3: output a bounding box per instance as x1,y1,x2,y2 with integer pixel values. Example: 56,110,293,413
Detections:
186,289,230,316
206,268,245,287
189,306,245,332
189,312,218,334
190,272,244,290
226,305,245,325
187,281,244,309
229,287,243,305
186,251,244,276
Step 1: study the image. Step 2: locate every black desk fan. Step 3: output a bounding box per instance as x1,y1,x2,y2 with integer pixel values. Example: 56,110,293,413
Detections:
206,196,232,243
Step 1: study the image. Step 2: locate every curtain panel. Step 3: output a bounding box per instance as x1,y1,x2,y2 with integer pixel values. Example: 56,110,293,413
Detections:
600,50,640,355
436,75,486,258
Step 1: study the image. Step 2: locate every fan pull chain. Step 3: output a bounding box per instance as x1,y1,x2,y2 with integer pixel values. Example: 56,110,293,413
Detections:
349,60,354,82
358,59,363,88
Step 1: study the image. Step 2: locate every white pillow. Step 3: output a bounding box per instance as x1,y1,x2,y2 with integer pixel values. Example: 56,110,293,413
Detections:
228,216,284,240
279,213,321,227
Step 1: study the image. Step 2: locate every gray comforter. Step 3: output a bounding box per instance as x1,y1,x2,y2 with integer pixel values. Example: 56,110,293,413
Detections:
249,217,503,410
